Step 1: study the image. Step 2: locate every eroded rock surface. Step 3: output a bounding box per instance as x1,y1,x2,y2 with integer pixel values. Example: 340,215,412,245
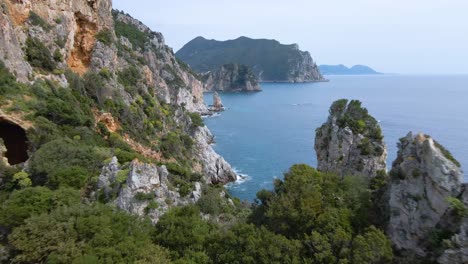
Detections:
202,63,261,92
315,99,387,178
387,132,464,257
97,157,202,223
193,126,237,184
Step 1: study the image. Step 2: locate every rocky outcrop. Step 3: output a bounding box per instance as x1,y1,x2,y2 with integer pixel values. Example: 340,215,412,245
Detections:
315,99,387,178
176,36,326,83
0,0,113,79
386,133,464,257
202,64,261,92
97,157,202,223
438,184,468,264
194,126,237,184
208,91,224,112
438,185,468,264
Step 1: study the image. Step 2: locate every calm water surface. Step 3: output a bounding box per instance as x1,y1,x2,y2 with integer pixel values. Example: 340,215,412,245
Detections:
203,75,468,201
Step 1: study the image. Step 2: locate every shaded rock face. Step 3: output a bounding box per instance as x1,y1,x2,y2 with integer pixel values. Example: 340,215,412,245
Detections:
438,185,468,264
97,157,202,223
387,133,464,257
202,63,261,92
289,48,325,83
314,99,387,178
193,126,237,184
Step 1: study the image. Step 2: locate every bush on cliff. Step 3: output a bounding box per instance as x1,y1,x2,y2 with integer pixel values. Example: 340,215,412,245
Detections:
25,37,56,71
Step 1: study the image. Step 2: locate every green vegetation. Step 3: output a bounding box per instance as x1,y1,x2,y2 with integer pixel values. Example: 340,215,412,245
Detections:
189,112,204,127
9,204,171,263
0,62,404,263
135,192,156,201
28,11,51,31
434,140,462,167
95,30,113,46
0,61,25,96
176,36,314,81
446,197,468,219
118,66,141,93
113,11,150,50
25,37,56,71
334,99,383,141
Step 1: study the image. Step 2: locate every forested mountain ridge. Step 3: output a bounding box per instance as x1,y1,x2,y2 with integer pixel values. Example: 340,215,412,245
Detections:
176,36,325,83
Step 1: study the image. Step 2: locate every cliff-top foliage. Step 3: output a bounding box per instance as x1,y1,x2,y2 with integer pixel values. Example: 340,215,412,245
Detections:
331,99,383,141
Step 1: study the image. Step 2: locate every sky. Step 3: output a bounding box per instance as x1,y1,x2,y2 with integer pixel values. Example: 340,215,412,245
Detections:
113,0,468,74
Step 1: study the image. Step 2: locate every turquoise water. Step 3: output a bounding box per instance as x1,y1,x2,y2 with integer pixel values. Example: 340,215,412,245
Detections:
203,75,468,201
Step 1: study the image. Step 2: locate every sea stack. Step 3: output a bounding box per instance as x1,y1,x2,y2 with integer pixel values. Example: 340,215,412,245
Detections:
210,92,224,112
314,99,387,178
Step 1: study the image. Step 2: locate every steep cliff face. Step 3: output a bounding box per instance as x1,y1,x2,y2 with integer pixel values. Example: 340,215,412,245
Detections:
176,36,326,83
438,185,468,264
387,133,464,258
202,63,261,92
288,47,324,83
314,99,387,178
0,0,237,223
0,0,113,80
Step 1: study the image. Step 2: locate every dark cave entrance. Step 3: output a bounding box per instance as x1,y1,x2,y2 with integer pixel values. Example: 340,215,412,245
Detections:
0,119,29,165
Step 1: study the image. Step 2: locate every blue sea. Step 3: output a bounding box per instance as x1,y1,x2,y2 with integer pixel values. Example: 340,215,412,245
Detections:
203,75,468,201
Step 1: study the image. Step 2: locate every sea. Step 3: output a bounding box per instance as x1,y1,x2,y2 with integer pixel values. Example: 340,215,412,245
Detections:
203,75,468,201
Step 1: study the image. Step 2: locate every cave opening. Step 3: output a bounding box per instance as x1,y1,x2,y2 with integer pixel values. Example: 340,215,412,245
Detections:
0,119,29,165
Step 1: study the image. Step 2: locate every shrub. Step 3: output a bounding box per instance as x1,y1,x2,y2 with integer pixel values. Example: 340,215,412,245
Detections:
160,132,193,159
28,11,51,31
446,197,468,218
30,139,107,187
134,192,155,201
8,204,171,263
25,37,56,71
0,187,80,228
95,30,113,46
0,60,23,95
189,112,204,127
53,49,63,62
117,66,140,92
13,172,32,188
33,81,93,126
47,166,89,189
116,169,129,184
434,140,461,167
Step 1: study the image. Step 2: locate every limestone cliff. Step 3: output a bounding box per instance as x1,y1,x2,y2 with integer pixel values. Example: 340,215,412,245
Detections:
314,99,387,178
0,0,237,222
201,64,261,92
97,157,202,223
438,185,468,264
386,133,464,258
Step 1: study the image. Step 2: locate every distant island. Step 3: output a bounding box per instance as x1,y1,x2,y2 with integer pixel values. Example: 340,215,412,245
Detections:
176,36,326,83
319,64,381,75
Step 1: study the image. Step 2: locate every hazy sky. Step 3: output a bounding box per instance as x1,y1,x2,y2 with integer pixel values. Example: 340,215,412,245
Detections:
113,0,468,74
